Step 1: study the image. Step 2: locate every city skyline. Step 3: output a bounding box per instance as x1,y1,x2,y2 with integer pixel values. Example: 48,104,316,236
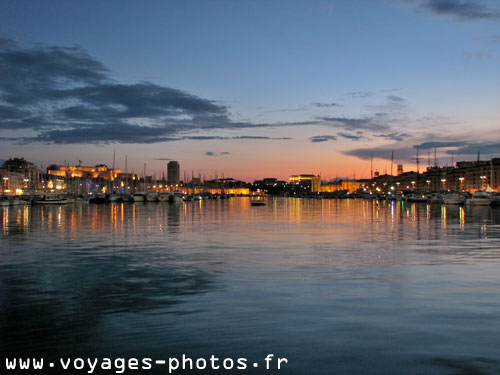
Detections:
1,0,499,181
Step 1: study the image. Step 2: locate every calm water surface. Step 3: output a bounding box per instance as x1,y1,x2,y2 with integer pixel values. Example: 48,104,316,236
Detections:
1,198,500,374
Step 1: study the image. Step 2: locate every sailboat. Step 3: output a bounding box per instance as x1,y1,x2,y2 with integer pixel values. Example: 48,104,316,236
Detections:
469,191,493,206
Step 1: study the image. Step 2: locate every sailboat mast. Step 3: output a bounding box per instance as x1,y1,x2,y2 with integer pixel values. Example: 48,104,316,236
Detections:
390,151,394,176
416,146,419,174
491,154,493,189
125,155,128,193
370,155,373,180
477,151,480,190
111,150,115,193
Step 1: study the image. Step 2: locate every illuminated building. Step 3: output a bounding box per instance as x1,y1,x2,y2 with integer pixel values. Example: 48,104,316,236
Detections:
48,164,124,180
289,174,321,192
320,180,364,193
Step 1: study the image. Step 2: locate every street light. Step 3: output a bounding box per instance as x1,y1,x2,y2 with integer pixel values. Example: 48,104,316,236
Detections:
458,177,464,192
441,178,446,191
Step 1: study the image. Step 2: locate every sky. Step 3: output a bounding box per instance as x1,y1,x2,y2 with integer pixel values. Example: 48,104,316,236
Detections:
0,0,499,181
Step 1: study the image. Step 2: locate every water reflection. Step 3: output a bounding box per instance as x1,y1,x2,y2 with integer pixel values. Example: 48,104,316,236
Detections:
2,199,500,240
1,198,500,374
0,202,215,358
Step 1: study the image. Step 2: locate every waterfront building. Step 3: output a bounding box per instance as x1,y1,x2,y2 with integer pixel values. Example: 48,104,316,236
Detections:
320,179,364,193
289,174,321,192
0,164,43,195
48,164,124,181
167,161,180,185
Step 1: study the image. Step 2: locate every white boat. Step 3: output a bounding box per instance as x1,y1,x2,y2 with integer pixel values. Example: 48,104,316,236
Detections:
0,196,10,206
428,193,444,204
193,194,202,201
443,193,465,205
75,196,89,203
182,195,194,201
158,191,171,202
133,192,147,202
146,192,159,202
468,191,493,206
36,194,68,205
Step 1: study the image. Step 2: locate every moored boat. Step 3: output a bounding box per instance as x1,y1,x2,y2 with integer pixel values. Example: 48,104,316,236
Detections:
89,194,108,204
407,193,428,202
122,194,134,202
443,193,465,205
251,199,266,206
146,192,158,202
0,196,10,206
36,194,68,205
468,191,493,206
108,193,122,203
428,193,444,204
133,192,147,202
158,191,171,202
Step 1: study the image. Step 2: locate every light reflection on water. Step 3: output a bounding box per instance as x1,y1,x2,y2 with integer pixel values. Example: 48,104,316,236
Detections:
1,198,500,374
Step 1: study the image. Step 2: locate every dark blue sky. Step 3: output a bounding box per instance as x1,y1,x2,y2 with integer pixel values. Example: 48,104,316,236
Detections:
1,0,499,180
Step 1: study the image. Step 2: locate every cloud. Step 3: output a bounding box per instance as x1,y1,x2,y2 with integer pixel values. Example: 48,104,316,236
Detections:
445,142,500,155
0,38,301,144
309,135,337,143
262,106,308,114
386,95,404,103
319,114,391,131
416,0,500,21
349,91,372,98
464,51,491,60
205,151,230,156
232,135,293,140
154,158,173,161
374,132,410,142
183,136,227,140
31,123,181,144
415,141,469,149
311,102,341,108
344,147,415,161
337,132,363,140
345,138,500,163
415,140,500,156
367,95,407,112
0,38,407,145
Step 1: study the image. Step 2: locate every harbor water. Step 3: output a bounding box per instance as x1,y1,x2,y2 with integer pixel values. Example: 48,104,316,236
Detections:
1,198,500,374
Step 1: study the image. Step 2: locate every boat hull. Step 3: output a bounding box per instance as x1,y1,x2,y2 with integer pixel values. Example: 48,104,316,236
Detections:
37,199,68,205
